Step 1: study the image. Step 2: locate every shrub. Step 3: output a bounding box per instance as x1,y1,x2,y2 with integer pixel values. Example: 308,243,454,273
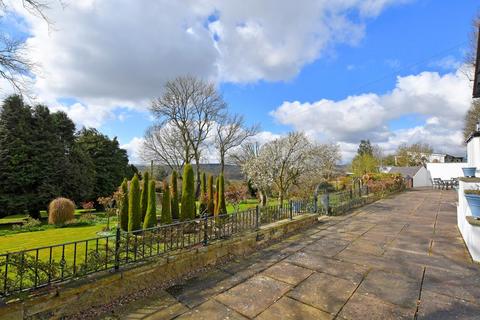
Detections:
12,217,42,231
143,180,157,229
48,197,75,226
81,201,94,210
170,170,179,220
465,189,480,195
199,172,208,215
119,178,129,231
225,183,248,213
160,181,172,224
140,171,150,221
216,174,227,215
128,174,142,231
207,175,215,215
180,164,195,221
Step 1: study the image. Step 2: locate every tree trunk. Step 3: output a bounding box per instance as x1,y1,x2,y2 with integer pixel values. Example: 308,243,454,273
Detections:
194,156,201,199
220,156,225,175
259,190,267,206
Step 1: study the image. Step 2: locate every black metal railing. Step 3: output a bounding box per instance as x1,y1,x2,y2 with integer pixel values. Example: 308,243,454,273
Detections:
317,184,404,216
0,199,313,297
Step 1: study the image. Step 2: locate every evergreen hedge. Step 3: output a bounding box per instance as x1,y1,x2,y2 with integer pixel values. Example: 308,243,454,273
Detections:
128,174,141,231
207,175,214,215
120,178,129,231
180,164,195,221
140,171,149,221
160,181,172,224
170,170,179,220
214,176,219,215
217,174,227,215
199,172,207,215
143,180,157,229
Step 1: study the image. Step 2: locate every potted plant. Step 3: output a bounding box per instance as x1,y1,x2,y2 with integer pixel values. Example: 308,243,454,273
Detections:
462,167,477,178
464,189,480,218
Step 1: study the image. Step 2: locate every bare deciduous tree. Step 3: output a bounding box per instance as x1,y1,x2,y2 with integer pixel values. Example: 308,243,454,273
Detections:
149,76,226,190
215,113,259,173
142,124,192,172
0,0,55,93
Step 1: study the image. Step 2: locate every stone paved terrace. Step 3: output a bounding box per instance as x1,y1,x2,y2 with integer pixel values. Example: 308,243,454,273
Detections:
112,189,480,319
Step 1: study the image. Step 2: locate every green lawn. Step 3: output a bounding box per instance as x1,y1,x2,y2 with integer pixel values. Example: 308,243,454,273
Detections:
0,198,279,255
0,224,109,254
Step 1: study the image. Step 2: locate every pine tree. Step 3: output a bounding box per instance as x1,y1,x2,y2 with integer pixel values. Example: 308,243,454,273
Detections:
207,175,215,215
199,172,207,215
120,178,129,231
180,164,195,221
160,181,172,224
217,174,227,215
170,170,179,220
140,171,149,221
128,174,142,231
143,180,157,229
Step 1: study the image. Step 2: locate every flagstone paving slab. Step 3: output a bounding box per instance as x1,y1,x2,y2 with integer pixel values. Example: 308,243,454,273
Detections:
261,261,313,285
115,189,480,319
287,272,358,314
215,275,291,318
256,296,333,320
174,300,247,320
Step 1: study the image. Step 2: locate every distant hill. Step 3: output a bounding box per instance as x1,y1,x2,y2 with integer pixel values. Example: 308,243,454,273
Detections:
136,163,245,181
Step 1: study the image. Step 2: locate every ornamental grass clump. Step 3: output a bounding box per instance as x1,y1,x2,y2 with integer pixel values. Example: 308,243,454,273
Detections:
48,197,75,226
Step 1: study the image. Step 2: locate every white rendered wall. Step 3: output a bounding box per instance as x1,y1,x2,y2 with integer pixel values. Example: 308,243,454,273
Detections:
426,162,467,180
457,180,480,262
467,136,480,168
413,167,432,187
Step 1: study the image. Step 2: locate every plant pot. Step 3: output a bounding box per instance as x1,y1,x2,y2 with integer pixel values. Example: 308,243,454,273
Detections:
465,194,480,218
462,167,477,178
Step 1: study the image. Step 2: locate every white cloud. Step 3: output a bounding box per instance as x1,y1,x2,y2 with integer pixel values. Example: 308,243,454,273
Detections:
10,0,405,106
271,67,472,161
120,137,145,164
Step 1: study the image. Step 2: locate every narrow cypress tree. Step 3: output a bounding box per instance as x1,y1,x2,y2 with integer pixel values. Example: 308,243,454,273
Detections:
128,174,141,231
214,176,220,215
207,175,215,215
143,180,157,229
120,178,129,231
180,164,195,221
160,180,172,224
218,174,227,215
170,170,179,220
140,171,149,221
199,172,207,215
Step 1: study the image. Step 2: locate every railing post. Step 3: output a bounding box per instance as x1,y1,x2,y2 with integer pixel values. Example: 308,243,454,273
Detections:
114,227,121,271
289,200,293,220
203,215,208,246
255,205,260,230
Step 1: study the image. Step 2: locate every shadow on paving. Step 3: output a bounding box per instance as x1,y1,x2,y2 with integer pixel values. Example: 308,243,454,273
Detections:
98,189,480,320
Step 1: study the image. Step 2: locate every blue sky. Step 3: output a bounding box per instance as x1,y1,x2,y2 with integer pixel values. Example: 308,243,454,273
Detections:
4,0,478,162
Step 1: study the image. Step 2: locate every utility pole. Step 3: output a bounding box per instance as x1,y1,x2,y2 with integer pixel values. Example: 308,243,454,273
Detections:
473,25,480,98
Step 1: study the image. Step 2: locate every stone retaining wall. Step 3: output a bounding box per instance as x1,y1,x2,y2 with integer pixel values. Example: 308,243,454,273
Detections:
0,214,318,320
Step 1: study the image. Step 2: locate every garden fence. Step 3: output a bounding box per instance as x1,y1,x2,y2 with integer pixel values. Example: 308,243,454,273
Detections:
0,184,403,298
0,199,313,298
